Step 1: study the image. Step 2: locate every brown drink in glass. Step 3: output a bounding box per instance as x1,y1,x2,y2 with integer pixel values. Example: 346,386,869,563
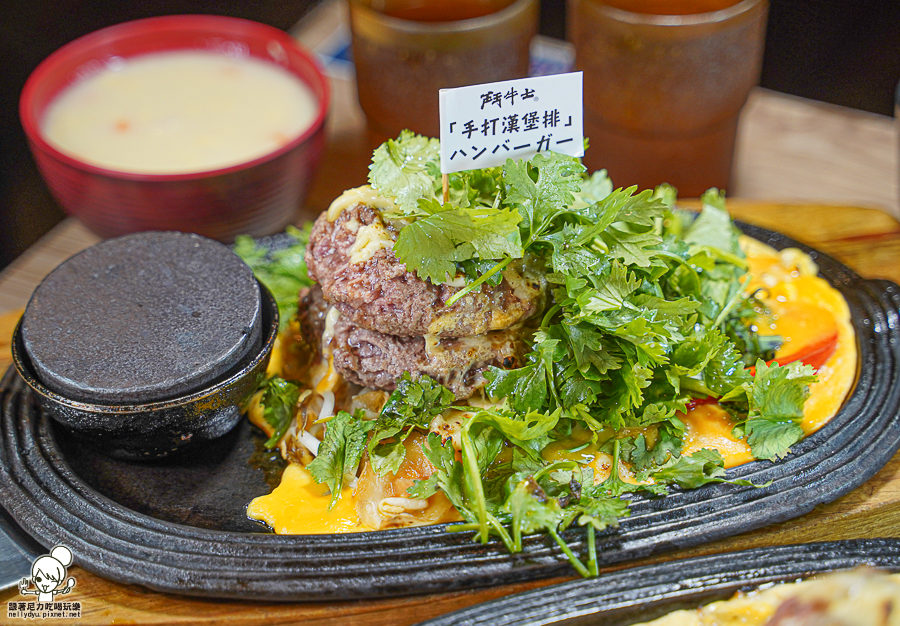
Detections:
568,0,768,196
348,0,538,146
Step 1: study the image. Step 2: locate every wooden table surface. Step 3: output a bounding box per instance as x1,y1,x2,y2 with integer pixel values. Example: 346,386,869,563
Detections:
2,2,900,624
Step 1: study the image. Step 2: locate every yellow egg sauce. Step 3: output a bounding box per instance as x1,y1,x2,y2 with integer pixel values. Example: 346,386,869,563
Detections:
676,238,856,467
247,237,857,532
247,464,371,534
245,363,371,534
681,404,754,467
742,238,857,435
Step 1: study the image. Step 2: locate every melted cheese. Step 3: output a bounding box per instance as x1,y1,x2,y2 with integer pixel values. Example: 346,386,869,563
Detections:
321,307,341,352
314,356,341,395
426,260,545,335
326,185,398,221
247,464,371,534
422,332,492,364
266,335,284,378
423,333,444,359
744,239,857,435
348,221,394,264
682,404,753,468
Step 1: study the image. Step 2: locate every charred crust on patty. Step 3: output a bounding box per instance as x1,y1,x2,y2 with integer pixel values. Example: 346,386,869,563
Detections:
301,285,525,400
306,203,546,338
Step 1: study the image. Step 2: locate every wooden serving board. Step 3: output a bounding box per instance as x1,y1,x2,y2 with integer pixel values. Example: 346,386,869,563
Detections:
1,201,900,626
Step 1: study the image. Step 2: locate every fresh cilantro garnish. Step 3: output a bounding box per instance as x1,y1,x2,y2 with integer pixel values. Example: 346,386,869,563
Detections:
368,130,441,215
290,134,815,578
367,373,454,474
308,411,373,507
722,360,818,460
256,376,302,449
234,224,314,331
683,189,741,255
393,204,523,284
407,432,472,517
503,151,584,245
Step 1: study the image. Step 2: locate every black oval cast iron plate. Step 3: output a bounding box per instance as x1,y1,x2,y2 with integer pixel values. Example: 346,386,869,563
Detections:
1,223,900,601
416,538,900,626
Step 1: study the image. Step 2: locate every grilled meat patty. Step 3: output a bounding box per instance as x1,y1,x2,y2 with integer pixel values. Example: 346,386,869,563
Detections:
305,203,546,338
299,286,526,400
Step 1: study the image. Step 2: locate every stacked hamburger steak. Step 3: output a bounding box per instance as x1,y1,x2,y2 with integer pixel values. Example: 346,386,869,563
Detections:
300,193,547,400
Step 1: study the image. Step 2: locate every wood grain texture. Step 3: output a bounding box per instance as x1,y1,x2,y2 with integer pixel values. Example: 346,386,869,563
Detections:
731,91,899,216
1,201,900,625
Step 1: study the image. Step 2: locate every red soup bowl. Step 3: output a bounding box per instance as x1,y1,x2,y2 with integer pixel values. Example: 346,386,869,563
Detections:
20,15,330,242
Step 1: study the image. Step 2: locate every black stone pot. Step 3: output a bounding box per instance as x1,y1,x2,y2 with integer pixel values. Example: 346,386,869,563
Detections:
10,282,278,460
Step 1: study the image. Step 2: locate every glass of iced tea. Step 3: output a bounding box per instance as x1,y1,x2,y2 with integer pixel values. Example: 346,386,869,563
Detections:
348,0,538,146
568,0,768,196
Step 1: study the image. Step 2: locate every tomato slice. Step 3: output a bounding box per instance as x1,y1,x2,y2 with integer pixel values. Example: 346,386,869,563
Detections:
771,330,838,370
689,330,839,408
684,395,719,413
748,330,838,375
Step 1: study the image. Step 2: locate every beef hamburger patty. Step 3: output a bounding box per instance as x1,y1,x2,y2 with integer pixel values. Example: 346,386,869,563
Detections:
306,202,546,338
299,286,526,400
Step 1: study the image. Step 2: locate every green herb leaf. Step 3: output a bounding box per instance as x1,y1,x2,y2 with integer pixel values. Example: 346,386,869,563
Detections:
408,432,477,521
572,170,613,211
503,152,584,243
722,360,817,460
368,130,441,214
459,259,506,287
485,334,563,413
233,225,313,331
743,418,804,461
577,261,642,315
393,206,523,283
257,376,301,449
703,339,754,395
602,226,662,268
683,192,741,256
540,224,604,277
485,358,549,413
504,477,563,539
751,360,818,421
308,411,373,507
626,420,685,471
570,495,629,532
651,448,727,488
368,374,454,474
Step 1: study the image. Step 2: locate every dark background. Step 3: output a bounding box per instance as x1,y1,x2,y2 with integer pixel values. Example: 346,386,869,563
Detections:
2,0,898,272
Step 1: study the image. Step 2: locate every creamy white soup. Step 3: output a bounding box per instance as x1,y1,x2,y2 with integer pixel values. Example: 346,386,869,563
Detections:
41,50,319,174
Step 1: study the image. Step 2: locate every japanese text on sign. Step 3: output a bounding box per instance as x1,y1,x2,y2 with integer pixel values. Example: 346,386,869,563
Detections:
439,72,583,174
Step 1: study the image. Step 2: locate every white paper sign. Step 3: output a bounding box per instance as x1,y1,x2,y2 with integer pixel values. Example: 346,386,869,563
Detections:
439,72,584,174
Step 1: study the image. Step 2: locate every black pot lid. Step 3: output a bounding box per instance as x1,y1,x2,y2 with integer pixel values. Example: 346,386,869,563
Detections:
20,232,261,404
